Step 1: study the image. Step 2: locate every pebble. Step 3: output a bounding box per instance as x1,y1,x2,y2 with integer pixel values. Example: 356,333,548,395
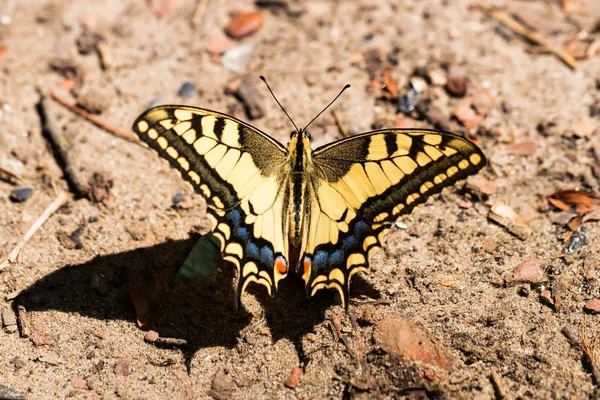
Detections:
222,42,256,73
374,315,453,372
445,65,468,97
584,299,600,314
209,371,235,399
31,332,54,346
95,330,108,340
205,36,235,55
144,330,159,343
466,175,496,196
177,82,197,98
170,369,188,383
2,310,17,327
9,188,33,203
428,67,447,86
114,359,133,376
76,87,110,114
71,377,88,390
0,385,25,400
225,11,264,38
283,367,301,389
505,141,537,156
540,289,554,306
566,228,587,253
504,258,545,286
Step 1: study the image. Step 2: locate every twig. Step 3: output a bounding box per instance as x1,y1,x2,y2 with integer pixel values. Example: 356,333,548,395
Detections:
96,41,112,70
331,109,349,137
489,371,507,399
49,91,139,144
580,318,600,385
0,164,21,183
475,4,578,70
0,191,71,270
191,0,209,27
38,96,89,198
17,305,31,338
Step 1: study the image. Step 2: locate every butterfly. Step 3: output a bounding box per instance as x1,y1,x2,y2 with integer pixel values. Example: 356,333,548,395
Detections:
132,78,486,309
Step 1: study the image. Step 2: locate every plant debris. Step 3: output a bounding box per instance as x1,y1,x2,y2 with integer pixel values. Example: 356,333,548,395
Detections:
548,190,599,213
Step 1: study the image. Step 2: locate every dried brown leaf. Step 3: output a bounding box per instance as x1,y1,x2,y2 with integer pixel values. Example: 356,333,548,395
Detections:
549,190,599,213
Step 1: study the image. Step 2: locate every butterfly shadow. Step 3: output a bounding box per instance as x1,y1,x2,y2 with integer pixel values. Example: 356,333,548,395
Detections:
18,234,381,372
17,235,249,372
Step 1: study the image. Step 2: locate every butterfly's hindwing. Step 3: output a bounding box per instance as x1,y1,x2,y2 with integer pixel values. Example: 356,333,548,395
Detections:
133,106,291,307
303,129,486,307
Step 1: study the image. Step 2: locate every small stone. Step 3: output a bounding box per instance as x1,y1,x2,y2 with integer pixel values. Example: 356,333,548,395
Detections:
0,385,25,400
144,330,159,343
114,359,133,376
505,141,537,156
454,98,484,129
441,279,456,287
95,331,108,340
518,286,530,297
9,188,33,203
209,371,235,399
540,289,554,306
71,377,88,390
505,258,545,286
170,369,188,383
259,328,270,336
31,332,54,346
283,367,301,389
305,333,316,342
2,310,17,327
76,88,110,114
466,175,496,196
374,315,453,372
584,299,600,314
471,89,495,116
428,67,447,86
445,65,468,97
225,11,264,39
205,36,235,55
177,82,197,98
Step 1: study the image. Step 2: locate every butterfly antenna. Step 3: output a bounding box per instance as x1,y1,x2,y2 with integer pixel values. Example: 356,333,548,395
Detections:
303,84,351,131
259,76,299,131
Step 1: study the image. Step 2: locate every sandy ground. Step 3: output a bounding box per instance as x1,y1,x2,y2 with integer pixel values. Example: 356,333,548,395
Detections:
1,0,600,398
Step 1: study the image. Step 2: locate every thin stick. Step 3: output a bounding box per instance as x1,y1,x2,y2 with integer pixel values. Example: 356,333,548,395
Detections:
0,191,71,270
475,4,578,70
38,96,89,198
490,371,507,399
49,91,140,143
331,109,349,137
191,0,209,27
0,164,21,182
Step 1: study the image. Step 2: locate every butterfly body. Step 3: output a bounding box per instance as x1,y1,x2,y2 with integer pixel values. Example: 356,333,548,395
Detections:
133,104,486,309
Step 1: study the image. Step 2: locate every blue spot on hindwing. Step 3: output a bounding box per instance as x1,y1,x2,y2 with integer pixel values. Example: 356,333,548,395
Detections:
313,250,329,273
330,249,343,267
227,209,242,226
236,226,249,240
343,235,358,252
354,220,369,237
259,246,274,265
247,242,259,259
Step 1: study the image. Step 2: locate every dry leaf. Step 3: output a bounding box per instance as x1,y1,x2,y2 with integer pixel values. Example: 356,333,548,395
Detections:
548,190,599,213
130,268,174,329
381,67,398,99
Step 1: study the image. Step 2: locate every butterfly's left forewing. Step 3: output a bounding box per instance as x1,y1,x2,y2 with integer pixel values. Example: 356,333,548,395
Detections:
304,129,486,307
133,106,291,307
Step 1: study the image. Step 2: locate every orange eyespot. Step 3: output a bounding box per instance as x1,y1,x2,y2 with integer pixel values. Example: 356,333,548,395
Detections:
275,257,288,275
303,258,311,275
